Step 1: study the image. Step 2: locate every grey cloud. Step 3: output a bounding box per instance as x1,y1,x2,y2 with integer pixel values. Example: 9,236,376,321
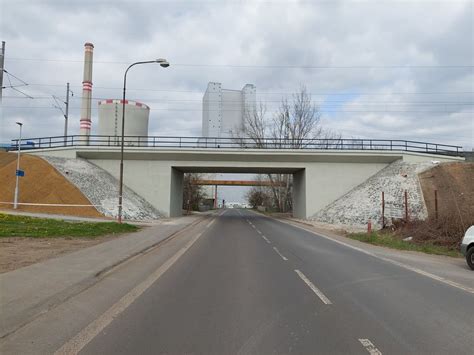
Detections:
1,0,472,150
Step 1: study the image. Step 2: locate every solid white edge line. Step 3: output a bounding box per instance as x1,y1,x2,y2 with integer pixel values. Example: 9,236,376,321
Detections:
54,231,204,355
273,246,288,261
359,338,382,355
277,219,474,295
206,219,215,228
294,269,332,305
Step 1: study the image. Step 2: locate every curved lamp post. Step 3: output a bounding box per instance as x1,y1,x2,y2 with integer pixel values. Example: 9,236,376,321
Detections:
118,58,169,223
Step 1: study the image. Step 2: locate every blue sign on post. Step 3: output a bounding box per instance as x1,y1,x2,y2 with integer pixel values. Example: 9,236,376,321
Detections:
16,169,25,177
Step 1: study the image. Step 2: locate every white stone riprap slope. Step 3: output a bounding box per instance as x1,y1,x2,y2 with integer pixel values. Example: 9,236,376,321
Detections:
41,156,161,220
311,160,434,229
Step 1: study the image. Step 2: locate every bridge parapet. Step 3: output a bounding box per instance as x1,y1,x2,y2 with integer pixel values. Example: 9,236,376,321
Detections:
10,135,463,157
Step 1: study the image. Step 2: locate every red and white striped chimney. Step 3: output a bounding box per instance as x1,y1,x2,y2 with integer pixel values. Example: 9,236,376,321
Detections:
79,42,94,142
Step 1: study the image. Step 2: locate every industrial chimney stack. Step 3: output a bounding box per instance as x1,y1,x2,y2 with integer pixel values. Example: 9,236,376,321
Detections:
79,42,94,143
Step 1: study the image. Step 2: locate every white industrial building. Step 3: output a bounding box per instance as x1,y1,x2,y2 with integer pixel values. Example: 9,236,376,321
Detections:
202,82,256,138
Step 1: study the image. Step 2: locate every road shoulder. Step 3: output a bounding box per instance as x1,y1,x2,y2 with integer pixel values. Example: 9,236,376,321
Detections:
0,214,207,340
256,212,474,292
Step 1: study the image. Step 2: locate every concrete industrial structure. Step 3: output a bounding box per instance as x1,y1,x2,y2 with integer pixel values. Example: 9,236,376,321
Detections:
202,82,256,138
25,144,462,219
79,42,94,143
98,99,150,145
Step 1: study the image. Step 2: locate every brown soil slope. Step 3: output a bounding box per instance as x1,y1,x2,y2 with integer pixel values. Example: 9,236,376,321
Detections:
0,152,103,217
419,162,474,219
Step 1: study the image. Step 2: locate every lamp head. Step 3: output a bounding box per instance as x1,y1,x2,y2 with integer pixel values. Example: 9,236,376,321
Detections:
16,122,23,127
156,58,170,68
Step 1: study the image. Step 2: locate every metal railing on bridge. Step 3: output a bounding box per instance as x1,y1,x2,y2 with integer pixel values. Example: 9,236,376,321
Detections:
9,135,463,157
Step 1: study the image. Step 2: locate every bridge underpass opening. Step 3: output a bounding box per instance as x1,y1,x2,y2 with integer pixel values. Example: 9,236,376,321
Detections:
173,168,305,218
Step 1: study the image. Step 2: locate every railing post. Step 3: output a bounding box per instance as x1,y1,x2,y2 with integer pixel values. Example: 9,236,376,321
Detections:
405,141,407,151
49,137,52,148
390,140,392,150
180,137,182,148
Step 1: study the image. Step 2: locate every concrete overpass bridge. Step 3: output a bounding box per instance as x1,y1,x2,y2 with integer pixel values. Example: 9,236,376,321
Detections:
18,135,463,219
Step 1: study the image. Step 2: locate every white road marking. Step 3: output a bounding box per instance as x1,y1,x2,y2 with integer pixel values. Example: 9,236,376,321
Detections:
256,230,262,235
54,231,204,355
206,219,215,228
359,338,382,354
279,219,474,295
273,246,288,261
262,235,271,244
295,269,332,305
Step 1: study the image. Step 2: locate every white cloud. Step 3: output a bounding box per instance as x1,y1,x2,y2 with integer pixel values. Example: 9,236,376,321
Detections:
1,0,472,150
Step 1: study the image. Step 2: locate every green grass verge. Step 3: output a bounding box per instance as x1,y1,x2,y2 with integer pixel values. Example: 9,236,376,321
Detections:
347,231,461,258
0,213,138,238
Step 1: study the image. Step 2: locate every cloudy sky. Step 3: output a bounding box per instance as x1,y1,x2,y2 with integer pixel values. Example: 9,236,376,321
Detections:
1,0,473,153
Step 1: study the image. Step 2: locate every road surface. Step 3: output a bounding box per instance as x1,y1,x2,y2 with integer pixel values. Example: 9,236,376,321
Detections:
72,209,473,354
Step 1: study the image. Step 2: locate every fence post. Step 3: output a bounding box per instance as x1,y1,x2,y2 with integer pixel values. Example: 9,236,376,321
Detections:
382,191,385,228
404,190,409,222
434,189,438,220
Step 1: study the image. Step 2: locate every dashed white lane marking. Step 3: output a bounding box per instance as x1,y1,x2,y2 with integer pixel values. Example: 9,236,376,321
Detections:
262,235,271,244
359,338,382,354
279,220,474,295
54,232,204,355
294,269,332,305
273,246,288,261
256,230,262,235
206,219,215,228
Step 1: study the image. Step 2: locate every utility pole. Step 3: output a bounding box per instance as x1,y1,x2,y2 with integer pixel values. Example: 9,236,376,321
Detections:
0,41,5,102
64,82,70,144
14,122,23,209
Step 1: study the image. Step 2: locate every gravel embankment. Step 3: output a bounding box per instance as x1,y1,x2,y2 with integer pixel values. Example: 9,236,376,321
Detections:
311,160,435,229
42,156,161,220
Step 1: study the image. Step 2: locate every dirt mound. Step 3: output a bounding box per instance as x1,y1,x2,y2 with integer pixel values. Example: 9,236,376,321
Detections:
0,152,103,218
419,162,474,219
397,162,474,249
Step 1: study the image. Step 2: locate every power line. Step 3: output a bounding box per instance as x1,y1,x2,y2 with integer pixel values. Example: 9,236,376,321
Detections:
2,105,473,114
6,57,474,69
2,95,473,105
21,84,474,96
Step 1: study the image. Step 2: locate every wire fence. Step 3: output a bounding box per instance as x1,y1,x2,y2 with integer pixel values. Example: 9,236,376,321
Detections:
379,190,474,228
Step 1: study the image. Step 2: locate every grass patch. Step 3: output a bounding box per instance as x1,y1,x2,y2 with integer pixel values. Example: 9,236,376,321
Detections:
0,213,138,238
347,231,461,258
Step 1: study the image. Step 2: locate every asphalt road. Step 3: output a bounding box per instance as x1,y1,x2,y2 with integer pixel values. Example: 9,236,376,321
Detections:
78,209,473,355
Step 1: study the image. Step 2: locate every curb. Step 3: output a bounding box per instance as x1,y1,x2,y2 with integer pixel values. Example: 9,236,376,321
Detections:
0,215,208,340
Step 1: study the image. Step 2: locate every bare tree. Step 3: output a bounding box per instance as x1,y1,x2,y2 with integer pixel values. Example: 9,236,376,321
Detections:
237,85,341,212
182,173,205,212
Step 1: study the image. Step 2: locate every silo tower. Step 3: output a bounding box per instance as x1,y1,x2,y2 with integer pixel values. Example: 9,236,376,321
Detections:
98,99,150,146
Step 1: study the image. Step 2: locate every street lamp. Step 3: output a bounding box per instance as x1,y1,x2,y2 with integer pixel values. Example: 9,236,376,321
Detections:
117,58,170,223
13,121,23,209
